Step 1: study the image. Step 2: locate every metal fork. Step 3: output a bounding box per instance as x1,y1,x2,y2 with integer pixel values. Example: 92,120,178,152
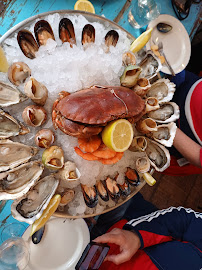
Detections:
153,40,175,76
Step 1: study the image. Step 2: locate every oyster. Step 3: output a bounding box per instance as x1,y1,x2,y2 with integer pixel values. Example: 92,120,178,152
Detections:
129,136,147,152
82,24,95,46
146,78,176,103
24,77,48,106
120,65,142,88
136,118,157,134
11,174,59,224
0,81,27,107
145,138,170,172
0,161,44,200
35,129,55,148
147,102,180,123
0,140,38,172
17,30,39,59
133,78,151,97
59,18,76,46
0,109,29,139
96,180,109,202
81,184,98,208
8,62,31,86
105,176,120,202
122,51,136,66
136,156,150,173
147,122,177,147
22,105,47,127
125,167,140,186
105,30,119,51
34,20,55,46
145,97,160,113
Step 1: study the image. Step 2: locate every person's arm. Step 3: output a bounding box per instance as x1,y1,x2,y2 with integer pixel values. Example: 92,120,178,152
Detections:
173,128,202,167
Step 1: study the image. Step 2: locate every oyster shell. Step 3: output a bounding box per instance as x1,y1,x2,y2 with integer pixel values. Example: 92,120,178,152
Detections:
11,174,59,224
147,122,177,147
0,109,29,139
120,65,142,88
136,118,157,134
8,62,31,86
146,78,176,103
0,139,38,172
0,161,44,200
0,81,27,107
147,102,180,123
145,138,170,172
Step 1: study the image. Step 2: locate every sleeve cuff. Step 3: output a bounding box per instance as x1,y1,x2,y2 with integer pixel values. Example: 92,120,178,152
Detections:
123,224,144,249
200,148,202,167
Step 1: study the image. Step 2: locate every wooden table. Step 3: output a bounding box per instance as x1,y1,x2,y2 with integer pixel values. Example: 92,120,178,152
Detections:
0,0,201,245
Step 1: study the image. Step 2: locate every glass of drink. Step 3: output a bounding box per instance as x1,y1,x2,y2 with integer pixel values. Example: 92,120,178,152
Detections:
0,223,30,270
128,0,160,29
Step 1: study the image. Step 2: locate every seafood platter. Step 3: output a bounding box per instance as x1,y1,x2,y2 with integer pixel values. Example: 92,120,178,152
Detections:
0,11,180,222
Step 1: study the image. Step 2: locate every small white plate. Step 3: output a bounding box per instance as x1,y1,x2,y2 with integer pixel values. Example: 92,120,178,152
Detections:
22,218,90,270
146,14,191,75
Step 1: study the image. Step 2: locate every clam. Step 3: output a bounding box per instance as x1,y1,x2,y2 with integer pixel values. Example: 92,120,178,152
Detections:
147,122,177,147
58,189,75,211
34,20,55,46
136,118,157,134
146,78,176,103
35,129,55,148
133,78,151,97
147,102,180,123
122,51,136,66
125,167,140,186
145,97,160,113
0,81,27,107
42,145,64,170
96,180,109,202
22,105,47,127
82,24,95,46
59,18,76,46
0,109,29,139
0,161,44,200
24,77,48,106
120,65,142,88
81,184,98,208
136,156,150,173
8,62,31,86
105,176,120,202
0,139,38,172
105,30,119,51
118,180,131,197
11,175,59,224
17,30,39,59
145,138,170,172
129,136,147,152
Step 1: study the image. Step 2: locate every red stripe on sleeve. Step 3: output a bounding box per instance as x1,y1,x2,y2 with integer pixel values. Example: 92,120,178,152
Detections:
139,230,173,248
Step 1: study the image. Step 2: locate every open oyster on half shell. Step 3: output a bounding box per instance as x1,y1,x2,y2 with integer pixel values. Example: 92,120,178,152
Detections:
11,174,59,224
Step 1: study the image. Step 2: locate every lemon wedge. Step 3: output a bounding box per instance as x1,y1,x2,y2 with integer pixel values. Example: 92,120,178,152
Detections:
143,172,156,186
0,47,9,73
102,119,134,152
129,28,153,53
30,194,61,236
74,0,95,13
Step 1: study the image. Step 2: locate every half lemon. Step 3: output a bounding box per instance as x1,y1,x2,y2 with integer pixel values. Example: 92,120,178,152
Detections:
102,119,134,152
74,0,95,13
0,47,9,73
130,28,153,53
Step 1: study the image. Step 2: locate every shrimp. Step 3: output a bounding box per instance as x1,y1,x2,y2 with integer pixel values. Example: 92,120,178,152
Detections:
74,147,99,161
92,143,117,159
78,135,102,153
100,152,124,165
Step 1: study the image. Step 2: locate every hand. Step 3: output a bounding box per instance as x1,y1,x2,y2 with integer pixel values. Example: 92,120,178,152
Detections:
94,228,141,265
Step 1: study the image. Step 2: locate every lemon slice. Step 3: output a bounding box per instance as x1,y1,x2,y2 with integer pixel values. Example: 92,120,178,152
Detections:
0,47,9,73
129,28,153,53
143,172,156,186
102,119,134,152
74,0,95,13
30,194,61,236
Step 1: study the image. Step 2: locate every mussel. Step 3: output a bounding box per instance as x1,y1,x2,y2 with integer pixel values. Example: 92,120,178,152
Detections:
157,23,172,33
34,20,55,46
125,168,140,186
96,180,109,202
17,30,39,59
118,180,131,197
82,24,95,46
81,184,98,208
59,18,76,46
105,176,120,202
105,30,119,49
32,226,45,244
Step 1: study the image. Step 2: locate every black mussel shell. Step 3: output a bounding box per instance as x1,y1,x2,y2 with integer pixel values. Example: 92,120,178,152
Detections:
118,181,131,197
82,24,95,45
17,30,39,59
59,18,76,46
32,226,45,244
96,180,109,202
105,177,120,202
157,23,172,33
81,184,98,208
125,168,140,186
105,30,119,47
34,19,55,46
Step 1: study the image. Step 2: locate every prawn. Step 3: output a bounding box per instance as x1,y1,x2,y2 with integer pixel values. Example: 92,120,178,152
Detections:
78,135,101,153
92,143,117,159
74,147,99,161
100,152,124,165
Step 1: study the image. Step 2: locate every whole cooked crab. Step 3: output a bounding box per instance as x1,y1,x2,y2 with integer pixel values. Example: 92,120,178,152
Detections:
52,85,145,138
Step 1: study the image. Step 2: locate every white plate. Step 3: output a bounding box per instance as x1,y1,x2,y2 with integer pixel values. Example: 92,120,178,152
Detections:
146,14,191,75
22,218,90,270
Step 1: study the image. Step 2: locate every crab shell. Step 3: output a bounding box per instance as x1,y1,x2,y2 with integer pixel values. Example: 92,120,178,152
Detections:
52,85,146,138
